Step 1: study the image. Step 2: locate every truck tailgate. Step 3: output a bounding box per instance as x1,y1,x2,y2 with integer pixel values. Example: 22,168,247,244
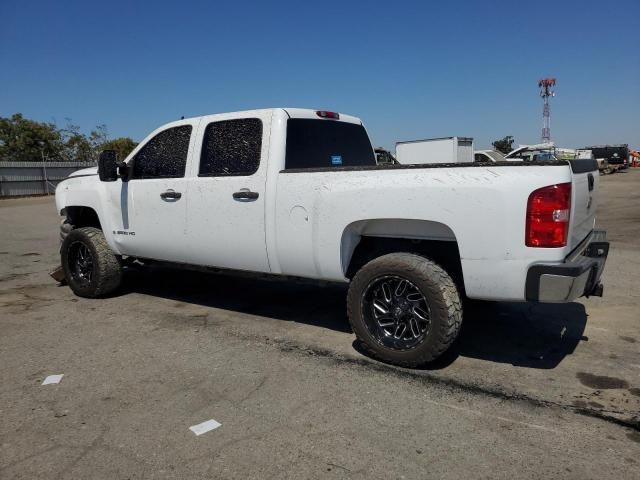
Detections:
568,160,599,249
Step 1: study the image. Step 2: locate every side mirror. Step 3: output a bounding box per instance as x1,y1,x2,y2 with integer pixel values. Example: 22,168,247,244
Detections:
98,150,118,182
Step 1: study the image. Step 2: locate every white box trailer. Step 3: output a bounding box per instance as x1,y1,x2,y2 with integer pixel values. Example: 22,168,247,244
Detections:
395,136,474,165
576,149,594,160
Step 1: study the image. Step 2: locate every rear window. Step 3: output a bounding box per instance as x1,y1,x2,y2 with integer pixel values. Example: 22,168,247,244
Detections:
285,119,375,170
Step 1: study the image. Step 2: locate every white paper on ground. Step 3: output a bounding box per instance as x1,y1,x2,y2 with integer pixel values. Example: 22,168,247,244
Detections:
189,419,222,436
42,374,64,385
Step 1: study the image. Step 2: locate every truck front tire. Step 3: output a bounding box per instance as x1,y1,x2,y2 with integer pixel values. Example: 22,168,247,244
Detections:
61,227,122,298
347,253,462,367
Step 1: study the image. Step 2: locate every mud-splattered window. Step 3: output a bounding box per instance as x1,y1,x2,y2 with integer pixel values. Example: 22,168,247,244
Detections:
131,126,192,179
199,118,262,176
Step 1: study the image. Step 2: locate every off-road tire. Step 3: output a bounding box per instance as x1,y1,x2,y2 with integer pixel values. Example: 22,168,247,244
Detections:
347,253,462,367
60,219,74,242
61,227,122,298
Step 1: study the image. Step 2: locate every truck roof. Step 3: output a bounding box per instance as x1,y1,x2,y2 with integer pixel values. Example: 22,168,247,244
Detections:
173,108,363,126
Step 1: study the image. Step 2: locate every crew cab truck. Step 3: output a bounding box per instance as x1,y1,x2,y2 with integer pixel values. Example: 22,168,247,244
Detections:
55,108,609,367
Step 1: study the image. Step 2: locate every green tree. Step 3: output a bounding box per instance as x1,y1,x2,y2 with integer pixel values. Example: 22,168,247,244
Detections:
99,137,138,161
0,113,134,163
492,136,515,154
59,119,94,162
0,113,63,162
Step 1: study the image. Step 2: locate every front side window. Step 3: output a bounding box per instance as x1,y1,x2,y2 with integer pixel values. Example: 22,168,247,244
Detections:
285,119,375,170
131,125,192,179
199,118,263,176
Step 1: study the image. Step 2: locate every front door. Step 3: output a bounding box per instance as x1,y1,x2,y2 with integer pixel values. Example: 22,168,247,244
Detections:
114,121,199,263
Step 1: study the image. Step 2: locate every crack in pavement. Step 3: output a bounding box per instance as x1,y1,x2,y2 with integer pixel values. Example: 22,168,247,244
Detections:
223,331,640,433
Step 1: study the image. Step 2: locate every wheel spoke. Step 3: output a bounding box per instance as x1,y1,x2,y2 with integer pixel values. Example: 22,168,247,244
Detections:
393,322,406,339
394,280,408,297
412,306,430,322
409,317,421,338
372,299,389,315
406,292,423,302
381,282,392,303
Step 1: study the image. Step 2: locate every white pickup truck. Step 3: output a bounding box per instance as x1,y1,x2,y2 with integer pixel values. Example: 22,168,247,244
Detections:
55,108,609,367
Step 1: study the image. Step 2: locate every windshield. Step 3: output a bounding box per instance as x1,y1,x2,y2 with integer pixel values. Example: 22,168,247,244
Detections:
508,149,557,161
486,151,505,162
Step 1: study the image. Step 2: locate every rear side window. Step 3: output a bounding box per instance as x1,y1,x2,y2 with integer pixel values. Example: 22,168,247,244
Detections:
285,119,375,170
132,125,192,179
199,118,262,176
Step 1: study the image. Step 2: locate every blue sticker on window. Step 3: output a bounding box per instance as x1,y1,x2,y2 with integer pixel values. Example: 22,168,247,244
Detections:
331,155,342,165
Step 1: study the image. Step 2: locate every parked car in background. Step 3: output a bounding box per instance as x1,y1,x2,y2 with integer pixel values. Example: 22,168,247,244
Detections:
505,143,557,161
474,150,506,162
583,144,630,169
374,147,399,165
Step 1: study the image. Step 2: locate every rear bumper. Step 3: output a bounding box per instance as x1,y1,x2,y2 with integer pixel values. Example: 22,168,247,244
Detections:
525,230,609,303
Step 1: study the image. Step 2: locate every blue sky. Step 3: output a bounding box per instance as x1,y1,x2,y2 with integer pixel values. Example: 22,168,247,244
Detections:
1,0,638,150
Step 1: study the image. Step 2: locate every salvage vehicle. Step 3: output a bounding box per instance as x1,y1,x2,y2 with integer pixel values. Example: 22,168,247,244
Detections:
474,150,506,163
583,144,630,169
505,142,557,161
54,108,609,367
374,147,399,165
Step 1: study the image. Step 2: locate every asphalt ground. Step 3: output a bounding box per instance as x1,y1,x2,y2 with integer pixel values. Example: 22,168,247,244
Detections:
1,169,639,479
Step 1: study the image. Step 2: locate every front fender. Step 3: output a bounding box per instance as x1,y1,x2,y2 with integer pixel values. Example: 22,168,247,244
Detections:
54,176,122,255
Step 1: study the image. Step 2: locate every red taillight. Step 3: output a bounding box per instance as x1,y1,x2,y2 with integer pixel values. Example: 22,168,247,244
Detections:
316,110,340,119
525,183,571,247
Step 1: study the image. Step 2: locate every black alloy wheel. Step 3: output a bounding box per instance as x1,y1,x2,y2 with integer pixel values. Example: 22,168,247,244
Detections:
361,275,431,351
68,241,94,287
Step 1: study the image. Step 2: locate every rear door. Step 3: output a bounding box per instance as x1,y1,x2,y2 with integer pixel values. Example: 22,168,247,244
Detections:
181,112,271,272
568,160,599,248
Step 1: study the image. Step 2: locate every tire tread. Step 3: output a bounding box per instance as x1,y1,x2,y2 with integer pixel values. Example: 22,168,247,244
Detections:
62,227,122,298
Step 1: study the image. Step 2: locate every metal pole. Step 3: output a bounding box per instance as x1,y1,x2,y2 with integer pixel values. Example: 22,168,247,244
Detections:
41,149,50,195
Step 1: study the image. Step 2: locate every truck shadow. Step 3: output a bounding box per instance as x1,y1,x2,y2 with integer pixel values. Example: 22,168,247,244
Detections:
122,266,353,333
442,300,587,370
122,266,587,370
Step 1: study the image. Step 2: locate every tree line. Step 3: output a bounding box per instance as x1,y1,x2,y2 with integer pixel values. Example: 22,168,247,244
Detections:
1,112,517,162
0,113,137,163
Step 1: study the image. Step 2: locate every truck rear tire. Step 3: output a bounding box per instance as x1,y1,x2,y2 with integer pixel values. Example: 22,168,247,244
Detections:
61,227,122,298
347,253,462,367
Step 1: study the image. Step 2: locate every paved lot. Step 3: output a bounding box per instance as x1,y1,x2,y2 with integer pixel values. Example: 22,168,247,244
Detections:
1,170,639,479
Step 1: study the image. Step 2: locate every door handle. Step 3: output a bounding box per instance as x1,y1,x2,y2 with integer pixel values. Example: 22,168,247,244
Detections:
232,189,259,200
160,189,182,200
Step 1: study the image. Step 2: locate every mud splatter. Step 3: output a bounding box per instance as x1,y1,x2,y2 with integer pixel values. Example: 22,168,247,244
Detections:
0,272,31,282
619,336,637,343
627,431,640,443
577,372,629,389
